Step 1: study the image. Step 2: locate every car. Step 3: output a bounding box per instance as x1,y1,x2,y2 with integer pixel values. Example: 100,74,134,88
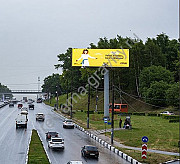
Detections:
9,102,14,107
4,100,9,104
63,119,74,129
160,111,175,115
21,107,28,115
48,137,64,150
37,98,42,103
17,103,23,109
15,114,28,129
29,104,34,110
81,145,99,158
67,161,83,164
46,131,59,140
36,113,45,121
27,99,33,104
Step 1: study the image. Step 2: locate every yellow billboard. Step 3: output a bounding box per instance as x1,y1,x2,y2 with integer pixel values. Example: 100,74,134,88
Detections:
72,49,129,67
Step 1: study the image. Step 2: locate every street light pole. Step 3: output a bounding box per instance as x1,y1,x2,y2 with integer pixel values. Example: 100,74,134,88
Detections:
111,70,114,145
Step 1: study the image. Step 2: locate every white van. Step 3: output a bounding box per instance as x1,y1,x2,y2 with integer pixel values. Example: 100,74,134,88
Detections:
15,114,28,129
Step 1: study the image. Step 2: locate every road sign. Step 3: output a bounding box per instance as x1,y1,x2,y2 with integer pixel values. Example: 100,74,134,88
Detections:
108,122,111,125
142,143,147,159
104,120,108,123
142,144,147,150
142,136,148,143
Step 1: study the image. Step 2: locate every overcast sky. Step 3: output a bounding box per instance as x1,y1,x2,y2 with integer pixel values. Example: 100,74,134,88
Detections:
0,0,178,99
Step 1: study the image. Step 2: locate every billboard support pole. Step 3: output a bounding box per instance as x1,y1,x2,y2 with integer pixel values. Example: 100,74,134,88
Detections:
104,69,109,119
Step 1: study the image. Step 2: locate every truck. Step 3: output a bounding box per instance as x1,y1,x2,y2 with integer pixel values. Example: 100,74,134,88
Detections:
109,103,128,113
15,114,28,129
23,97,28,102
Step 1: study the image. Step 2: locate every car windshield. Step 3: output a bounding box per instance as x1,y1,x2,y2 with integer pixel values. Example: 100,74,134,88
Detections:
48,132,58,135
52,139,62,142
65,120,72,122
85,146,98,151
66,120,73,123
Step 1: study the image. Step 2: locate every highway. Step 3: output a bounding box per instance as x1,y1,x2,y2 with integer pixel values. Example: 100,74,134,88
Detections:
0,102,130,164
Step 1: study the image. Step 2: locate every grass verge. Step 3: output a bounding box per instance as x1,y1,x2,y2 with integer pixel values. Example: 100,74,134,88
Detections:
28,129,49,164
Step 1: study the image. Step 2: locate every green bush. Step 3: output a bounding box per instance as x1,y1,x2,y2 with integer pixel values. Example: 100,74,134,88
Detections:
162,115,179,119
84,110,94,114
132,112,146,116
97,111,104,114
169,119,179,123
147,113,158,116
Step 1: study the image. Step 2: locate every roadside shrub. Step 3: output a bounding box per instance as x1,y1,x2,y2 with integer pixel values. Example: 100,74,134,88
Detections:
97,111,104,114
84,110,94,114
162,115,179,119
132,112,146,116
169,119,180,123
147,113,158,116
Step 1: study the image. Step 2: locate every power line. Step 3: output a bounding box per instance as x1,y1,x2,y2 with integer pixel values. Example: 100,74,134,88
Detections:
114,86,166,109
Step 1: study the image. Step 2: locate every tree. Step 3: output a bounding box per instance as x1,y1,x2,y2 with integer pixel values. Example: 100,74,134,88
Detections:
144,81,169,106
42,74,62,96
139,65,174,92
166,82,179,107
0,83,12,99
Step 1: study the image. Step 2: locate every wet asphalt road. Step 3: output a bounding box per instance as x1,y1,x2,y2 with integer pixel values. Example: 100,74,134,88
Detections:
0,103,130,164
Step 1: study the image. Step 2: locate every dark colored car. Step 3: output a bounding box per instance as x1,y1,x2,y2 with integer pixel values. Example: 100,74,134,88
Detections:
9,102,14,107
81,145,99,158
37,98,42,103
29,104,34,110
45,131,58,140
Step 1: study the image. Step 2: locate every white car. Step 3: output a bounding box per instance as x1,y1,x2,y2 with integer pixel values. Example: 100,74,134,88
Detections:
21,107,28,115
48,137,64,150
63,119,74,128
67,161,83,164
160,111,175,115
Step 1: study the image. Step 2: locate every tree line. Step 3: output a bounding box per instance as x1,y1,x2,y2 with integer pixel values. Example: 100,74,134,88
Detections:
42,33,179,108
0,83,12,100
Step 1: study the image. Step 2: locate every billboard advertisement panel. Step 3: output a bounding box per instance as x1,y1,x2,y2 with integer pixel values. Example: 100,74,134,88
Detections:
72,49,129,67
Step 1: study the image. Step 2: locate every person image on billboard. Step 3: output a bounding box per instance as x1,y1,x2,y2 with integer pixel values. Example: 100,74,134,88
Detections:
76,49,97,67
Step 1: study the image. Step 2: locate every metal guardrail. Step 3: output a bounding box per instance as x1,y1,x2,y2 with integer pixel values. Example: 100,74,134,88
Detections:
0,90,45,94
0,102,8,108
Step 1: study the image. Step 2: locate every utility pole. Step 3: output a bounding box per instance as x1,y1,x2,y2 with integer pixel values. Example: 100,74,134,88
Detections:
87,80,90,129
66,79,68,106
111,70,114,145
95,88,98,112
70,73,73,119
56,86,59,110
